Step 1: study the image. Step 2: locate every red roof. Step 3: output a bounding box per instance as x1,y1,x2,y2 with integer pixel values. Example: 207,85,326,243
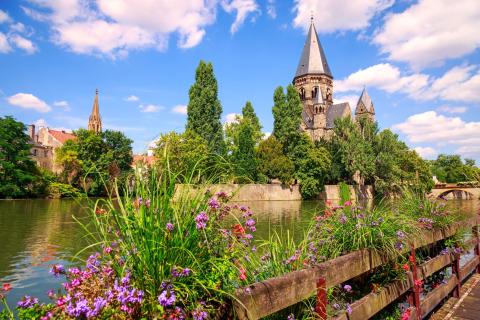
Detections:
132,155,156,167
49,129,76,144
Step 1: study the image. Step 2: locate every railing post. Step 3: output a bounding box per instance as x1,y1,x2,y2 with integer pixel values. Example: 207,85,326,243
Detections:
452,252,461,298
315,277,327,320
473,225,480,274
410,245,421,320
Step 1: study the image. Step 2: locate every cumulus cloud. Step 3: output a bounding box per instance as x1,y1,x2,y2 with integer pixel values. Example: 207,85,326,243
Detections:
7,93,51,113
139,104,162,113
9,34,37,54
0,32,11,53
436,105,467,114
266,0,276,19
222,0,259,34
171,104,187,115
34,118,49,127
0,10,11,24
334,94,359,112
414,146,437,159
125,95,139,102
224,112,241,124
53,100,69,110
293,0,393,33
23,0,257,57
373,0,480,69
393,111,480,159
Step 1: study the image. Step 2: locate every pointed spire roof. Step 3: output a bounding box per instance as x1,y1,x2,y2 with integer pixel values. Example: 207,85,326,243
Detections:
88,89,102,133
355,87,375,114
295,19,332,79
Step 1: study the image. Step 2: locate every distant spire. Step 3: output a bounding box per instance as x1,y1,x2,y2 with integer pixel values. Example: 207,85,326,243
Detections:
295,19,332,78
355,87,375,115
88,89,102,133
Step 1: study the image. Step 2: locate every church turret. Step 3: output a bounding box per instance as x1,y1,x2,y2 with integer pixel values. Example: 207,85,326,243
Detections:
355,88,375,122
88,89,102,134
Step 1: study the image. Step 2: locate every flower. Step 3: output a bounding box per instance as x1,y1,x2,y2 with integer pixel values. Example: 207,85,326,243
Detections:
195,212,209,230
17,296,39,309
402,264,410,271
401,309,411,320
343,284,352,293
287,314,296,320
239,267,247,281
49,264,66,277
2,283,11,292
207,197,220,209
332,303,340,310
414,279,423,287
232,224,245,237
104,246,113,254
440,248,450,255
145,199,151,208
344,200,352,206
339,214,347,224
192,308,208,320
395,241,404,250
346,304,352,315
158,290,176,307
396,231,405,238
166,222,174,232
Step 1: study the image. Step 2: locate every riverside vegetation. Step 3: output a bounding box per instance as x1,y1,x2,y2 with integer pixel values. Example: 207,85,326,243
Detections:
0,157,470,319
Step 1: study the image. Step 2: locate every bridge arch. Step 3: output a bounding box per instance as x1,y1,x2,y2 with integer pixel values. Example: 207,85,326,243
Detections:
436,189,475,200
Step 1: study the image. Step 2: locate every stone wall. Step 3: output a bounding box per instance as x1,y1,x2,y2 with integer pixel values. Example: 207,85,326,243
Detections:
319,184,374,200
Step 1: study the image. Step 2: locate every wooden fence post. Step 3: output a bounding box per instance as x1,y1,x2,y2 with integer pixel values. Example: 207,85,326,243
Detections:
316,277,327,320
452,252,461,298
410,245,421,320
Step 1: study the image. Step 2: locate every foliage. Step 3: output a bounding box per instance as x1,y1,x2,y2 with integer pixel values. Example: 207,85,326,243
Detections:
186,60,225,155
338,182,351,204
0,116,39,198
429,154,478,183
55,129,133,196
241,101,263,143
231,120,258,182
47,182,83,198
256,136,294,184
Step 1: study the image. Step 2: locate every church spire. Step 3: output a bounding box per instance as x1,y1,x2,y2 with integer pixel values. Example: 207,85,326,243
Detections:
355,87,375,122
295,19,332,79
88,89,102,134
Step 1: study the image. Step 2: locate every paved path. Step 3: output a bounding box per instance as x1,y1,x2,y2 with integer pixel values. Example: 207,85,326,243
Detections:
430,274,480,320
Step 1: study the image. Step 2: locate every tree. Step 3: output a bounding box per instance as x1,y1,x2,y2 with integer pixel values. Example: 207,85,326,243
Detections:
232,121,257,182
256,136,294,184
430,154,472,183
272,85,303,155
186,60,225,155
103,130,133,172
242,101,262,143
0,116,39,198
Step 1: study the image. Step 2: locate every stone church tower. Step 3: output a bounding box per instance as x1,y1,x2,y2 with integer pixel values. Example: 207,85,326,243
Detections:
293,19,352,140
88,89,102,134
355,88,375,122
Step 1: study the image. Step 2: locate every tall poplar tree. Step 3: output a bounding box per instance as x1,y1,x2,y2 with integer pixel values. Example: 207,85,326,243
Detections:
242,101,262,142
186,60,225,155
232,121,257,181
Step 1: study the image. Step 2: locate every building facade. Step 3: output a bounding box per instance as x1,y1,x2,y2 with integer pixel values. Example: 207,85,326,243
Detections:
294,19,375,140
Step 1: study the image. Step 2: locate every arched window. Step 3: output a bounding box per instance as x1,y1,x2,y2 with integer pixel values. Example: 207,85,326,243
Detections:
300,87,306,100
312,86,318,99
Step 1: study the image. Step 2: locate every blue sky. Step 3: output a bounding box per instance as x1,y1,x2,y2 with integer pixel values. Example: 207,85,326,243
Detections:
0,0,479,161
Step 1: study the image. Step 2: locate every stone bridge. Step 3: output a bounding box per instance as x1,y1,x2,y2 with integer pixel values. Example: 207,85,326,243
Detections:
429,184,480,200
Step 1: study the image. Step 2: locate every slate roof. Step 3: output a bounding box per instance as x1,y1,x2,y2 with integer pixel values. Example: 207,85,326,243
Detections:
356,88,375,114
295,21,332,78
326,103,351,128
49,129,76,144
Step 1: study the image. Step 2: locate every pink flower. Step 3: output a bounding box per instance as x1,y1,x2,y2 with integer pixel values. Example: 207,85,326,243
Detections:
239,268,247,281
2,283,11,292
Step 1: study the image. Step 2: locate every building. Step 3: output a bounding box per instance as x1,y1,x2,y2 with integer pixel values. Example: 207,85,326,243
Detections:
293,18,375,140
88,89,102,134
28,124,76,173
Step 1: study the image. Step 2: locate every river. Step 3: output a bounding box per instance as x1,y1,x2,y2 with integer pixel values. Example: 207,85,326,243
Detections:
0,198,478,310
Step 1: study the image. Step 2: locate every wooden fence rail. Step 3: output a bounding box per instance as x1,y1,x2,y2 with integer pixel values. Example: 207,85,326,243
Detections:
234,217,480,320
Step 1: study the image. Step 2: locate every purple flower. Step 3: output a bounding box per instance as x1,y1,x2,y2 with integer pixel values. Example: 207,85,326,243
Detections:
343,284,352,292
192,308,208,320
182,268,191,277
158,290,176,307
356,213,365,219
333,303,340,310
166,222,174,232
395,241,404,250
396,231,405,238
340,214,347,224
145,199,151,208
208,197,220,209
49,264,65,277
378,217,384,223
287,314,296,320
370,221,379,227
195,212,209,230
346,304,352,315
17,296,39,309
104,246,113,254
440,248,450,255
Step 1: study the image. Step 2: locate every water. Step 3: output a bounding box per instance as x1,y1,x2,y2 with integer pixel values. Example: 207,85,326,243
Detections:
0,198,478,310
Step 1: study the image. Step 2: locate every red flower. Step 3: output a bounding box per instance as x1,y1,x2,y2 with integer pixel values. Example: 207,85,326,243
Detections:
239,268,247,281
2,283,11,292
401,309,411,320
232,224,245,237
409,255,415,263
414,279,423,287
95,208,106,215
402,264,410,271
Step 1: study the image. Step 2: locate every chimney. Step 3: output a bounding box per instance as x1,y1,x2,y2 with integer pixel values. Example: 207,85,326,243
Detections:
28,124,35,140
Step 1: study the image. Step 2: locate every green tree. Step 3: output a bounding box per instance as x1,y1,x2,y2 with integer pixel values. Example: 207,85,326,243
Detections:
232,121,257,182
186,60,225,155
0,116,38,198
103,130,133,172
256,136,294,184
242,101,262,142
430,154,472,183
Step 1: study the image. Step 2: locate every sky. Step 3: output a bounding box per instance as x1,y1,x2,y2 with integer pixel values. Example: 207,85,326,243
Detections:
0,0,479,161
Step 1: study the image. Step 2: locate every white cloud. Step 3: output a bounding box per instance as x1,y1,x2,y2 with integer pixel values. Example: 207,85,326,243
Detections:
139,104,162,113
9,34,37,54
0,32,11,53
373,0,480,69
436,105,467,114
393,111,480,159
224,112,241,124
293,0,393,33
222,0,259,34
7,93,51,113
334,94,359,113
266,0,276,19
0,10,11,24
10,22,26,33
34,118,48,127
414,146,437,159
53,100,69,110
171,104,187,115
125,95,139,102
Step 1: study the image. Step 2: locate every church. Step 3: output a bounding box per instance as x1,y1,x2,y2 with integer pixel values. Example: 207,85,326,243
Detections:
293,19,375,141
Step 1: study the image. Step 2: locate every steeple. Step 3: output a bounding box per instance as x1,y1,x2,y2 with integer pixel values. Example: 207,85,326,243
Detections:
88,89,102,133
355,87,375,121
295,19,332,79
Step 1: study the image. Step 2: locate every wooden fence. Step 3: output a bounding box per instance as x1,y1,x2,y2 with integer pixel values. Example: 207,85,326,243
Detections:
234,217,480,320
